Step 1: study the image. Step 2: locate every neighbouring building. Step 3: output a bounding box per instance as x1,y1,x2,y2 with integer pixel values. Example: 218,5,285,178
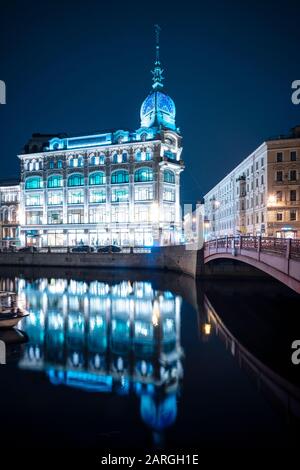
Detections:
0,179,20,248
17,34,184,248
204,125,300,239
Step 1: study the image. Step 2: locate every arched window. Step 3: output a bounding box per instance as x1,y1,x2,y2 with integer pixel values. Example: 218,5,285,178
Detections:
25,176,43,189
91,155,97,166
111,170,129,184
135,151,142,162
89,172,106,186
11,209,17,223
122,152,128,162
164,169,175,184
145,149,152,161
49,161,54,169
134,167,153,183
112,153,118,164
1,208,8,222
48,175,63,188
99,154,105,164
57,160,63,169
68,174,84,187
69,156,84,168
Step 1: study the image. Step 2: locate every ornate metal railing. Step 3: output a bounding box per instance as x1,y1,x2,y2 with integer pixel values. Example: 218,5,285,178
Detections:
205,236,300,260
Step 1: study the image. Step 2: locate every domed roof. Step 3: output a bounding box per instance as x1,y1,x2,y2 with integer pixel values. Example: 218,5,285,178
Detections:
140,90,176,130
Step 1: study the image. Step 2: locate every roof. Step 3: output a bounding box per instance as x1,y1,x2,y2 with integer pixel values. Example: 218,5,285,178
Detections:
0,178,20,187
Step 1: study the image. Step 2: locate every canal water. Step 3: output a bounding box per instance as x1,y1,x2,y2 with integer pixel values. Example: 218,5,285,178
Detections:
0,267,299,450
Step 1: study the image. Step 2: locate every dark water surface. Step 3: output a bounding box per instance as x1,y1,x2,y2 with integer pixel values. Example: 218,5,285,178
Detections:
0,267,299,450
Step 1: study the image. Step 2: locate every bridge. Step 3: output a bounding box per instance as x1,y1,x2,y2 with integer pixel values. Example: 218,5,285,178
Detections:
204,236,300,294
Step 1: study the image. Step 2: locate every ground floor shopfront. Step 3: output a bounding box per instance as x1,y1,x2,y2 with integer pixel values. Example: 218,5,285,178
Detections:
20,223,182,248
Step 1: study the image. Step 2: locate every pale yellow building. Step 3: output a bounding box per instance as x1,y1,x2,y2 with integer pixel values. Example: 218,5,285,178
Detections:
204,126,300,239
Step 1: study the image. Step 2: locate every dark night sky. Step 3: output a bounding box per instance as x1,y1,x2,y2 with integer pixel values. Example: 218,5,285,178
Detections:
0,0,299,204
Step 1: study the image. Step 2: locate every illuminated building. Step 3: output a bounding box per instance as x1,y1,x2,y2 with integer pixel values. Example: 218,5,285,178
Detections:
204,125,300,239
18,28,184,248
0,179,20,248
16,277,183,441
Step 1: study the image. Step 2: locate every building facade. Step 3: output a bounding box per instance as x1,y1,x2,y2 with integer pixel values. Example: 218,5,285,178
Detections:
0,180,20,248
17,39,184,248
204,126,300,239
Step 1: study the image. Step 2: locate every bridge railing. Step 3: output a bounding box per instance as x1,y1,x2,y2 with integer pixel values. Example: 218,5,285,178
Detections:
205,236,300,260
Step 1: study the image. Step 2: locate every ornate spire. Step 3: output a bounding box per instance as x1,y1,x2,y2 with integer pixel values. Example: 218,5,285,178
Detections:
152,24,164,90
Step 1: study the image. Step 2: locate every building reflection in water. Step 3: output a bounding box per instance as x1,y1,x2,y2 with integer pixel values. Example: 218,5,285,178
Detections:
16,277,183,445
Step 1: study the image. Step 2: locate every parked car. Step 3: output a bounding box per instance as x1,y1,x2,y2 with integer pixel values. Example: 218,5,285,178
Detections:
18,246,38,253
97,245,122,253
71,245,95,253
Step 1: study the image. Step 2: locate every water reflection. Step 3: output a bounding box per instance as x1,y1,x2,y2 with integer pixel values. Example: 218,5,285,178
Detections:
0,270,299,449
17,277,183,444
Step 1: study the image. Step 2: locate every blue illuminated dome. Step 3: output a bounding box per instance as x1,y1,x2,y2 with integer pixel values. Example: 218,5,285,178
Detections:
140,25,177,131
140,91,176,130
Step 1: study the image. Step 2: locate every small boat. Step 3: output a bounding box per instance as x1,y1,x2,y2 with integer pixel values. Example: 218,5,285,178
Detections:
0,291,29,329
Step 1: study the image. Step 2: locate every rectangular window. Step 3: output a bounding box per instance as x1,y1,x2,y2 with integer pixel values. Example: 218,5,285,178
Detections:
276,171,283,182
89,190,106,204
289,170,297,181
68,190,84,204
111,188,129,203
68,210,84,224
261,157,264,167
111,205,129,222
290,190,297,201
290,209,297,221
261,174,264,185
163,188,175,202
256,162,258,170
276,191,282,202
276,212,283,221
135,186,153,201
290,151,297,161
26,194,43,206
48,212,63,224
48,191,63,205
163,205,175,223
134,206,150,222
26,211,42,225
276,152,283,162
89,208,106,223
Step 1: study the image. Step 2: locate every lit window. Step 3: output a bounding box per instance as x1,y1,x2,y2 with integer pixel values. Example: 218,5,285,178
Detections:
135,151,142,161
163,187,175,202
68,190,84,204
135,186,153,201
48,192,63,205
26,194,43,206
48,175,63,188
111,170,129,184
163,170,175,184
89,190,106,204
89,172,106,185
68,174,84,187
134,168,153,183
111,188,129,203
25,177,43,189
